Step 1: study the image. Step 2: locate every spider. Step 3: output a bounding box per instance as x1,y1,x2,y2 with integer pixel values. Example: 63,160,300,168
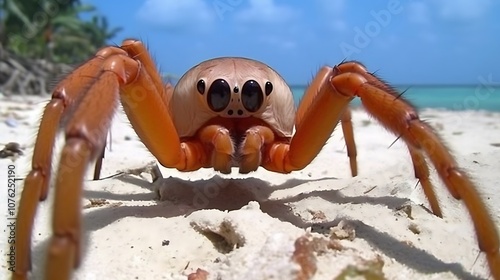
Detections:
12,39,499,280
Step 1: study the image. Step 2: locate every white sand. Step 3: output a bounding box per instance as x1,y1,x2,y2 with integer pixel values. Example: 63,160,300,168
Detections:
0,94,499,280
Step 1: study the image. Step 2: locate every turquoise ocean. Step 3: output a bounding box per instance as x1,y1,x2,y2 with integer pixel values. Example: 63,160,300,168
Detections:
290,85,500,112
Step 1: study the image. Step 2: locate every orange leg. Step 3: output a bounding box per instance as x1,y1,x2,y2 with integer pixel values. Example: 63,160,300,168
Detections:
195,124,277,174
294,67,358,177
197,124,234,173
263,66,354,173
13,46,129,280
407,144,442,217
47,65,128,279
263,61,499,279
340,107,357,177
12,40,207,280
239,125,276,173
337,62,441,216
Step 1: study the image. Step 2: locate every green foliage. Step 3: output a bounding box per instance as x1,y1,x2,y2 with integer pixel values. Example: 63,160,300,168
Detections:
0,0,122,64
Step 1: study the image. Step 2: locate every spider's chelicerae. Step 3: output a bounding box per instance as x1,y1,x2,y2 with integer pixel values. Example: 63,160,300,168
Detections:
12,39,499,280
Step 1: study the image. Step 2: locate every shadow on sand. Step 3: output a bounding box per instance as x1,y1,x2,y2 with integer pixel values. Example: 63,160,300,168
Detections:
29,174,482,280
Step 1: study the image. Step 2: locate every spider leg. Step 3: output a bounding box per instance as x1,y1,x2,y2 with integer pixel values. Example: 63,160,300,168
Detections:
336,61,441,216
239,125,276,174
196,124,234,173
340,107,357,177
13,46,129,280
116,40,210,171
264,61,499,278
195,122,278,174
13,40,210,280
342,65,499,277
407,144,442,217
262,66,354,173
295,69,358,177
46,71,119,279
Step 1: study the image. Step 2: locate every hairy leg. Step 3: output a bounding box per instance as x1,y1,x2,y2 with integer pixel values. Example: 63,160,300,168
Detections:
260,61,499,278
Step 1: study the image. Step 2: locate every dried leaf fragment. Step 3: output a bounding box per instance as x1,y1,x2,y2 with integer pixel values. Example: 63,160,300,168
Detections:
330,220,356,241
292,235,317,280
187,268,209,280
83,198,109,209
334,255,386,280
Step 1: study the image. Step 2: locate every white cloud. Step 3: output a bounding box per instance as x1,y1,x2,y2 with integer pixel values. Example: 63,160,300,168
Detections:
407,0,492,26
318,0,347,32
330,19,347,32
318,0,345,15
259,36,297,50
408,2,430,25
234,0,297,24
434,0,492,21
136,0,215,31
374,34,399,50
418,31,438,44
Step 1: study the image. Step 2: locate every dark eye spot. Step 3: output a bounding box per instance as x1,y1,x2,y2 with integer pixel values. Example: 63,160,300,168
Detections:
197,79,205,94
265,81,273,96
241,80,263,113
207,79,231,112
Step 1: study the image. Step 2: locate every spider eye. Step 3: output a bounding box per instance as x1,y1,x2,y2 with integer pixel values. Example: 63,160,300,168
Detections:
265,81,273,96
207,79,231,112
197,79,205,94
242,80,264,112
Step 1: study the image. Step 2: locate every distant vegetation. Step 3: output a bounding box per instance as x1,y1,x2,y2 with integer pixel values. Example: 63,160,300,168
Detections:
0,0,122,64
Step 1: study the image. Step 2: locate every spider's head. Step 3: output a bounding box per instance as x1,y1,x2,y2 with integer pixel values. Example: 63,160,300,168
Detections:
179,57,289,118
172,57,296,138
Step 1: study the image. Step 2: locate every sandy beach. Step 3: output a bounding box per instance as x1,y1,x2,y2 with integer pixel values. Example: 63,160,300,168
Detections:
0,94,499,280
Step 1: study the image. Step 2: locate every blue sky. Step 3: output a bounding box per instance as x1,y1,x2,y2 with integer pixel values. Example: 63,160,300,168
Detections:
82,0,500,85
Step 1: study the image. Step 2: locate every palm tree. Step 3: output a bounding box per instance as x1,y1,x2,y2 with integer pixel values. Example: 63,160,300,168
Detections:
44,3,97,62
0,0,32,46
0,0,121,63
84,15,123,49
